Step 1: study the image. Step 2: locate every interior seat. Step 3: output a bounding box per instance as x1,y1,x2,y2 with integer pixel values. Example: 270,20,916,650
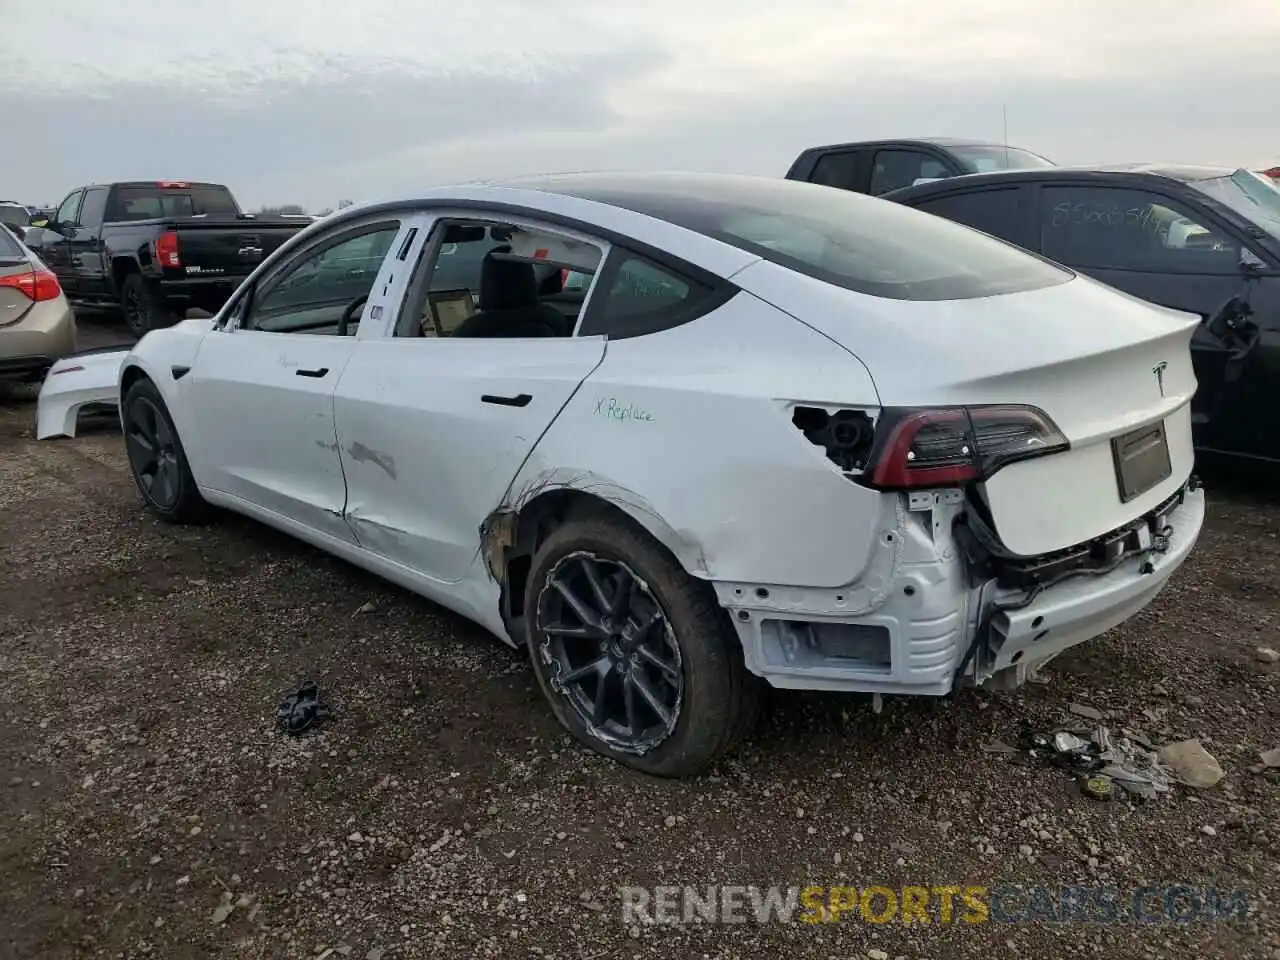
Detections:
452,248,570,338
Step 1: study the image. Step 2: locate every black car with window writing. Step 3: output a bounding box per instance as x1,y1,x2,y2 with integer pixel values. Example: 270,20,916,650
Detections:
785,137,1055,197
883,164,1280,465
22,181,308,337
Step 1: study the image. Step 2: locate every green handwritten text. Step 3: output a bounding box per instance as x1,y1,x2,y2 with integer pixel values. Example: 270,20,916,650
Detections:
594,396,655,423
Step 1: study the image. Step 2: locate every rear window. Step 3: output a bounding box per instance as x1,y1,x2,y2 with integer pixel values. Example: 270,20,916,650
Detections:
109,184,240,221
565,175,1071,301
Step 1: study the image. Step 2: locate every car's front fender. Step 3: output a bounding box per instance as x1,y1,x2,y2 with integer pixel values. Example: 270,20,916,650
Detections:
117,316,216,444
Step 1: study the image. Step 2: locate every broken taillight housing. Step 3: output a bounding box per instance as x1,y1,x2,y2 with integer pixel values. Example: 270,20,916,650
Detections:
860,404,1068,490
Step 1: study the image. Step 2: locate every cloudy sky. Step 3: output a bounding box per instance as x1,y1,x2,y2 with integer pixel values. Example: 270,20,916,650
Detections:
2,0,1277,211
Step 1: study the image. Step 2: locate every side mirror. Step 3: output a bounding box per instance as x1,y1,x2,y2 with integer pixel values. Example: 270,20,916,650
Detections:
1240,249,1267,275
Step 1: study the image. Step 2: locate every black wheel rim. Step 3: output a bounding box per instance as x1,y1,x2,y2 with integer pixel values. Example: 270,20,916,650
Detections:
125,397,180,509
123,287,145,332
536,552,683,754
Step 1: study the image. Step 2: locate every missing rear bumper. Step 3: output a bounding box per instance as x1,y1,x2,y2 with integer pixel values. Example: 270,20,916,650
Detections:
978,484,1205,680
718,481,1205,697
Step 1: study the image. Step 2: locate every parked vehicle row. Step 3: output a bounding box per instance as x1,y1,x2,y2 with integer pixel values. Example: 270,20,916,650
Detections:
22,181,309,337
783,140,1279,467
71,172,1208,775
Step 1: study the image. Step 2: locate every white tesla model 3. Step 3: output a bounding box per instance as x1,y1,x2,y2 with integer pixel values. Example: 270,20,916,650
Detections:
116,172,1205,775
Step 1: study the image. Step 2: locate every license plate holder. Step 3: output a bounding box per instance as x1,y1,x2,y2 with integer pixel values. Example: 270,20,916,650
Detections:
1112,420,1172,503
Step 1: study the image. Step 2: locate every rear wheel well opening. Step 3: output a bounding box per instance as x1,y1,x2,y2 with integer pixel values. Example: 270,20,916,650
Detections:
493,489,675,647
111,258,139,290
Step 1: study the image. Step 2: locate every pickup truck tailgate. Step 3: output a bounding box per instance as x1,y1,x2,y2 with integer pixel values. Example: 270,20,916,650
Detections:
171,222,301,277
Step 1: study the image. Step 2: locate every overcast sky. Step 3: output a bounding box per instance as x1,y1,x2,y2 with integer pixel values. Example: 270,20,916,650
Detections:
2,0,1277,211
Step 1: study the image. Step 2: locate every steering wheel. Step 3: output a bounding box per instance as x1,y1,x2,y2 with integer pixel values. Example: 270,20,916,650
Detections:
337,293,369,337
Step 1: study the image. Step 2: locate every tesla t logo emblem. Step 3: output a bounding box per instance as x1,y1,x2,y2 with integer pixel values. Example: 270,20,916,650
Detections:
1152,361,1168,397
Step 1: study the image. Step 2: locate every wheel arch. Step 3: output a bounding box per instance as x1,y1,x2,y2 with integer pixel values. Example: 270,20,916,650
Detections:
119,360,150,398
483,473,711,645
111,255,141,293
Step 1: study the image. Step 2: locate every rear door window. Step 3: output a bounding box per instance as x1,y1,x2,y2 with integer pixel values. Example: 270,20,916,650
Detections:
869,150,952,195
913,188,1025,243
78,188,109,229
395,219,604,338
1039,185,1241,274
808,151,861,190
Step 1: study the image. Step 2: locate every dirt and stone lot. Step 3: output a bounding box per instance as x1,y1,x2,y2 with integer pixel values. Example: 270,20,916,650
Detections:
1,317,1278,959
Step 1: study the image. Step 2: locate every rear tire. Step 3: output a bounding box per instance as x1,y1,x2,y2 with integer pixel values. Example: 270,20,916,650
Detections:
121,377,209,524
120,274,178,338
523,510,765,777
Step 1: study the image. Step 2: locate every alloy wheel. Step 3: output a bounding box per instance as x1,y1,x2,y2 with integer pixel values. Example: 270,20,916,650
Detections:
125,396,180,509
536,552,683,753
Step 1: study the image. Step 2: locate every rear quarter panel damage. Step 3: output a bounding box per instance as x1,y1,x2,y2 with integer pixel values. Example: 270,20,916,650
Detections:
503,293,895,591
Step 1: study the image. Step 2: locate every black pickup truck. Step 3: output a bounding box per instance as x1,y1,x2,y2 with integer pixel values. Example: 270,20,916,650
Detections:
23,181,309,335
785,137,1055,196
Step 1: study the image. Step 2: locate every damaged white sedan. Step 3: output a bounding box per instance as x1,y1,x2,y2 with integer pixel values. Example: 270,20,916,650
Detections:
115,173,1206,775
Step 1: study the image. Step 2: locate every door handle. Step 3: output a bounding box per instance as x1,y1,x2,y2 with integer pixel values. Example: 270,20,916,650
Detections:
481,393,532,407
295,367,330,378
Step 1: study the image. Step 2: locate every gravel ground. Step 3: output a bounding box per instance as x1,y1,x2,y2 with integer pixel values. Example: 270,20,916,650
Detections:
2,316,1278,959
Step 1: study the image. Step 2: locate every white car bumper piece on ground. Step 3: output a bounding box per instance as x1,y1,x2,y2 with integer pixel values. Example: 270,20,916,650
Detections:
107,172,1207,776
35,347,132,439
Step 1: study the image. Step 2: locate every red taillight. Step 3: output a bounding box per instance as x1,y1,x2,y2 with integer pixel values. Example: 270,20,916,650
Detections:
155,231,181,268
862,405,1068,490
0,267,62,302
156,180,189,188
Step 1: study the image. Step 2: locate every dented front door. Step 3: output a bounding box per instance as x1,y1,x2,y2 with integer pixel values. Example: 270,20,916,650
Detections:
187,328,359,544
331,336,606,582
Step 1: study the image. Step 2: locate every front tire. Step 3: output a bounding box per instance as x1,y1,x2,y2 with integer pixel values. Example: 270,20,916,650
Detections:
523,510,765,777
122,377,208,524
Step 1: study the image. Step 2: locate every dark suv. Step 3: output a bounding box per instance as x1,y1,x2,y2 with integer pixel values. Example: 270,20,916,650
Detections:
786,137,1054,197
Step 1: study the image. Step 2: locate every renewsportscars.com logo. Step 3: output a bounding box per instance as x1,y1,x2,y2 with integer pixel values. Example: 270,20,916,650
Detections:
619,884,1251,926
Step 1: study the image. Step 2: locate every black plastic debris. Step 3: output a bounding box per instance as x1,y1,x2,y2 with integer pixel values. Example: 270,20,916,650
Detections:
276,680,330,735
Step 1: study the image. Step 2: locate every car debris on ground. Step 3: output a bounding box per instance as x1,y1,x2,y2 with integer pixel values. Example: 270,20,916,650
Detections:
985,713,1227,801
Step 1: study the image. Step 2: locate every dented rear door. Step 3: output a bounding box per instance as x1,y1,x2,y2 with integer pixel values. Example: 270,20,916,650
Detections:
332,335,607,582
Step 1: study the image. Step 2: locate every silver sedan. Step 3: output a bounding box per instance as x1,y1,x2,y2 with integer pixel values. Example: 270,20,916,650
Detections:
0,223,76,382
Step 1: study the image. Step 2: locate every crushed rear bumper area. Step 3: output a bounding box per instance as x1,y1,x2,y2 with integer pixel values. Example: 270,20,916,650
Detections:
717,481,1205,696
976,483,1204,680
